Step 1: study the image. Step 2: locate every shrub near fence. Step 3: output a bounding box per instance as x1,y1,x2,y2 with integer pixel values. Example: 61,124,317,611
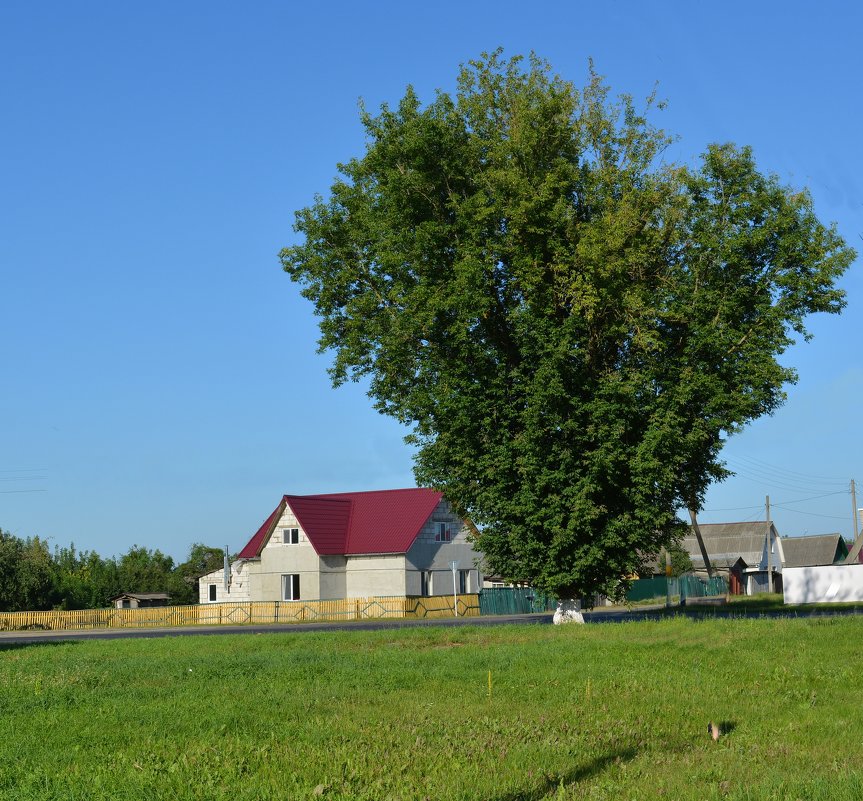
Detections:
0,594,481,632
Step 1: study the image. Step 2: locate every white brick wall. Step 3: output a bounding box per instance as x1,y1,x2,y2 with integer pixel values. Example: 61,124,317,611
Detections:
344,554,407,597
198,559,252,603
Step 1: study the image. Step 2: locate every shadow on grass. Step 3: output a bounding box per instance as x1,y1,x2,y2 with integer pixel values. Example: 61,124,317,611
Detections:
491,747,637,801
0,639,81,652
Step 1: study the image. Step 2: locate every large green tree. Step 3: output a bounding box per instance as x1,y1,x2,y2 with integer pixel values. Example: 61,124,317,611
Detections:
281,51,855,599
53,544,113,610
0,531,55,612
174,543,226,605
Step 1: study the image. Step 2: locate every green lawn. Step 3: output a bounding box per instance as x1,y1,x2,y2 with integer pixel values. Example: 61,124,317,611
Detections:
614,592,863,616
2,617,862,800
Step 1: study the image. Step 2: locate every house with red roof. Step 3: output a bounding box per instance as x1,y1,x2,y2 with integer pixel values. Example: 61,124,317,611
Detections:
198,488,483,603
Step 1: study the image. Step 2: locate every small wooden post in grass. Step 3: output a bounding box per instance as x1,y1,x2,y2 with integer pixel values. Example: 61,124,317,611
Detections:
450,560,459,617
664,548,673,608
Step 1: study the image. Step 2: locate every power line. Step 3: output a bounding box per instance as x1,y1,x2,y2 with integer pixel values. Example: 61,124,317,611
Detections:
726,454,848,485
703,490,846,514
0,489,47,494
725,458,840,486
721,457,852,494
702,503,764,512
726,468,840,494
771,505,849,521
771,490,848,505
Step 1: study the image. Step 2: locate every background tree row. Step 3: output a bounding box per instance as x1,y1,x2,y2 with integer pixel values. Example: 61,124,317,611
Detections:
0,528,224,611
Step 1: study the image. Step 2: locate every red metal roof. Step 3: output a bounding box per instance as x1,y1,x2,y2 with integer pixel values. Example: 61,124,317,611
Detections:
237,488,444,558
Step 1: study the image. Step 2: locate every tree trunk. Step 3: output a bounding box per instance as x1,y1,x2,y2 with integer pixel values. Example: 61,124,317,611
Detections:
553,599,584,624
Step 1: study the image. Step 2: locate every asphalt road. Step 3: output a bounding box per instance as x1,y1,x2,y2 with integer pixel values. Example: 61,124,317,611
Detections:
3,604,863,646
0,612,555,645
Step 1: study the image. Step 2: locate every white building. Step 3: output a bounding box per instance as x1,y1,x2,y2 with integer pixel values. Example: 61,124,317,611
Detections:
199,488,483,603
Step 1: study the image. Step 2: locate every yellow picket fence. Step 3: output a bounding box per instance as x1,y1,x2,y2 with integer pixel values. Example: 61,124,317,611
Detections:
0,594,480,632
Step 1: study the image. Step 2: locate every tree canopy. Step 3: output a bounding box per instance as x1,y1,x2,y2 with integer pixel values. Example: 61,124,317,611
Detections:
0,530,222,611
281,51,855,599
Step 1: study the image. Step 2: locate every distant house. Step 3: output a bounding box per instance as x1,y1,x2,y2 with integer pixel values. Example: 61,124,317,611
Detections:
198,488,483,604
781,533,848,568
111,592,172,609
681,521,783,595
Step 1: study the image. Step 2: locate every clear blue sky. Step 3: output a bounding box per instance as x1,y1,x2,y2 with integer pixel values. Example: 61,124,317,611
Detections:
2,1,861,560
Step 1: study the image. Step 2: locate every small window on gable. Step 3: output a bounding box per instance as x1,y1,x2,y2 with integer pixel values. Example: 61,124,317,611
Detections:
434,522,451,542
283,528,299,544
208,584,217,602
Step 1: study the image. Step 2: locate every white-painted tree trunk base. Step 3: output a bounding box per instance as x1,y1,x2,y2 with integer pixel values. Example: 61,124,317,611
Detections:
553,599,584,624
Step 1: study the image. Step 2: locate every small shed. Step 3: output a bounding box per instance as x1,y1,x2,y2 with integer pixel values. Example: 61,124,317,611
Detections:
681,521,783,595
111,592,172,609
727,556,747,595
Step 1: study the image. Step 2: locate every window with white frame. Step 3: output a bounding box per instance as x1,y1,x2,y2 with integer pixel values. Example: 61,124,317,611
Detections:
283,528,299,544
458,569,469,594
434,522,451,542
208,584,217,602
420,570,432,597
282,574,300,601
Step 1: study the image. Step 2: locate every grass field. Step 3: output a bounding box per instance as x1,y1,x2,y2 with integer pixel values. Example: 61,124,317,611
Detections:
2,616,862,800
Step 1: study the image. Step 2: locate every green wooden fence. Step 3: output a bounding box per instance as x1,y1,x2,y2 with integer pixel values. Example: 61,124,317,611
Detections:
679,574,728,600
478,587,557,615
626,576,673,602
626,574,728,603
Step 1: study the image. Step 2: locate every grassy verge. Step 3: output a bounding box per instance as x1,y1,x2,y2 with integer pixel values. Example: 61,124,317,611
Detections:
730,593,863,613
609,592,863,616
2,617,862,800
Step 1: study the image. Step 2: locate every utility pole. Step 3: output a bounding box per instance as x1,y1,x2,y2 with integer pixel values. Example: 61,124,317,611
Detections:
844,479,863,564
765,496,773,593
688,508,714,578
